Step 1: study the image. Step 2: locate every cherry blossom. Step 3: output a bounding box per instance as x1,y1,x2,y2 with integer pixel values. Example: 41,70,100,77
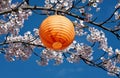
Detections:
44,0,73,10
1,0,120,77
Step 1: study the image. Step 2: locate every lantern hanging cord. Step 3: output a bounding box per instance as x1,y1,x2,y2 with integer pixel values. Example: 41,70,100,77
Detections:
55,9,58,15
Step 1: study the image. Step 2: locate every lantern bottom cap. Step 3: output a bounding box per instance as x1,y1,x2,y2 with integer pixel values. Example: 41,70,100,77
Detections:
52,42,62,50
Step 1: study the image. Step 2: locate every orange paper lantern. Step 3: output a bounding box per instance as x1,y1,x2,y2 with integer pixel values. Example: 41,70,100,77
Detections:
39,15,75,50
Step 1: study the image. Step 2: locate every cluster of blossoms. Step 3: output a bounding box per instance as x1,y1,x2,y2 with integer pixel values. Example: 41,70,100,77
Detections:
6,30,40,43
5,42,32,61
101,57,120,76
87,27,110,52
114,11,120,20
37,40,93,66
79,0,102,22
114,2,120,21
97,46,120,76
0,0,33,61
67,42,93,63
44,0,73,10
0,2,32,35
115,49,120,63
88,0,102,8
37,49,63,65
0,0,11,11
86,27,120,75
74,20,87,36
5,30,42,61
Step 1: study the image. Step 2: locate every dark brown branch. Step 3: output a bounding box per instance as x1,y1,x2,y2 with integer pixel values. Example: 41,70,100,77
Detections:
66,52,120,77
100,8,119,25
79,55,120,78
1,5,119,39
0,41,45,48
89,21,120,39
22,6,120,39
0,6,84,20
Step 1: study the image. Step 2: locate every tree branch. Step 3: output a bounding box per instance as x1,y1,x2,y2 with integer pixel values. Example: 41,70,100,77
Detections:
0,6,119,39
0,41,45,48
100,8,119,25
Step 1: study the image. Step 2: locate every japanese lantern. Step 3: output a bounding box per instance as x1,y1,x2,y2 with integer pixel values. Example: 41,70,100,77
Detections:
39,15,75,50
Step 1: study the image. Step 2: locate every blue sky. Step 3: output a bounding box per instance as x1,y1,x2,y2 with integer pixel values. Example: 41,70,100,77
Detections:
0,0,119,78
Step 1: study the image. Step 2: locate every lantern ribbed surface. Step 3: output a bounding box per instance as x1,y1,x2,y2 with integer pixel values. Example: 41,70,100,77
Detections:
39,15,75,50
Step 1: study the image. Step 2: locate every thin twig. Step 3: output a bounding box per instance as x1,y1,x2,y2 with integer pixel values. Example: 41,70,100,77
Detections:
100,8,119,25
